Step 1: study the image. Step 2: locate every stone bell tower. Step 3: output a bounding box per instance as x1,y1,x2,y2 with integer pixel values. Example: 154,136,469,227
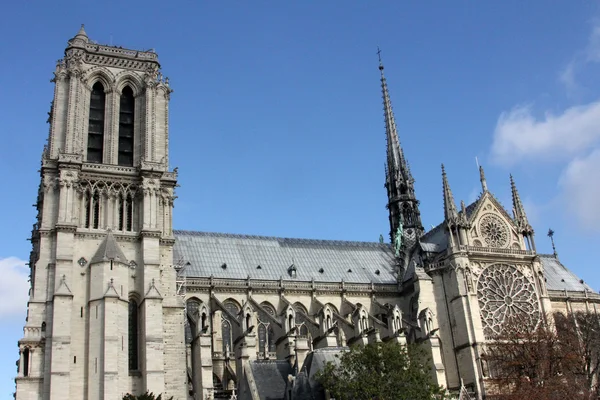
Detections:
14,26,186,400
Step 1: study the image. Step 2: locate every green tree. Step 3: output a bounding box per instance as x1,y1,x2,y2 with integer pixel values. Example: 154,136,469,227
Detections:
122,392,173,400
315,341,447,400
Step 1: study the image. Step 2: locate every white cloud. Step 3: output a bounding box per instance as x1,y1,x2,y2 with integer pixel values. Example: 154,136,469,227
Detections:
491,102,600,166
559,20,600,93
490,20,600,231
559,149,600,231
0,257,29,319
559,61,578,95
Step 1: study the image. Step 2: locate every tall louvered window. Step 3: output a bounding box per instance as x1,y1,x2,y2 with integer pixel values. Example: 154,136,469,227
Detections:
84,191,100,229
118,86,135,166
118,194,134,232
87,82,106,163
128,300,138,371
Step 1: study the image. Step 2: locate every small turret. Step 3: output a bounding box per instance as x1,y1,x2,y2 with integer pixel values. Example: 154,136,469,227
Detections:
72,24,89,43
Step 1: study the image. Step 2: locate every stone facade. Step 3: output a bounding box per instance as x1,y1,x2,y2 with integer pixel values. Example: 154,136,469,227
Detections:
14,28,600,400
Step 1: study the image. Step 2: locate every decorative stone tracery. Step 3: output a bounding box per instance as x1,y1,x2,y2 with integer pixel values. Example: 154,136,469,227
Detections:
476,264,540,339
479,214,509,248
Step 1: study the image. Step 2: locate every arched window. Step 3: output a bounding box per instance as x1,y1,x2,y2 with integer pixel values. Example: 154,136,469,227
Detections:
257,303,276,358
222,300,240,354
118,193,134,231
118,86,135,166
84,191,100,229
294,303,309,336
87,82,106,163
128,300,138,371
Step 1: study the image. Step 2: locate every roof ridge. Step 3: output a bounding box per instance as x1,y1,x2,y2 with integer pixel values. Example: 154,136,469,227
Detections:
173,230,391,247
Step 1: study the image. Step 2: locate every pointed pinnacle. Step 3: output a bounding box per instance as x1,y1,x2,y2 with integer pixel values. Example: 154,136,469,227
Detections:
442,164,458,222
479,165,488,192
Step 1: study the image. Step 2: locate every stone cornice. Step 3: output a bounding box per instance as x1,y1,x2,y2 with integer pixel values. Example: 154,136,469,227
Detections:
185,276,398,296
82,162,138,177
548,289,600,303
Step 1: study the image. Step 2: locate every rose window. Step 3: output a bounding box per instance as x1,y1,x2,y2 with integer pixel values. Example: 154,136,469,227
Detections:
479,214,509,248
477,264,540,339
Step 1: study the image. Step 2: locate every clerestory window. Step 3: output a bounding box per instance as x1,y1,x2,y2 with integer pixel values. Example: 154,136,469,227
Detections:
87,82,106,163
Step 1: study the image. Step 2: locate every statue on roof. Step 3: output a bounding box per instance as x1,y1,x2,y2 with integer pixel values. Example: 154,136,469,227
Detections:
394,220,403,257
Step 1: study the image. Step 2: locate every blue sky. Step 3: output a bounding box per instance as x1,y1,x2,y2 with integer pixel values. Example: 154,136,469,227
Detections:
1,1,600,396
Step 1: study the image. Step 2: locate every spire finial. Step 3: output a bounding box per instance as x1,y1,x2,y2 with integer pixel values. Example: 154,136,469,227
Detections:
75,24,88,38
442,164,458,223
510,174,532,231
479,165,488,192
377,47,384,70
547,228,558,258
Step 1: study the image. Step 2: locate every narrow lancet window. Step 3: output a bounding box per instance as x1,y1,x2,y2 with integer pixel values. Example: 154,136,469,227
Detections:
128,300,138,371
84,191,100,229
87,82,106,163
118,86,135,166
118,194,134,232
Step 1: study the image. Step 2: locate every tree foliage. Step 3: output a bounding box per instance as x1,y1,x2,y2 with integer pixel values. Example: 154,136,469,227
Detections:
315,341,447,400
122,392,173,400
484,311,600,400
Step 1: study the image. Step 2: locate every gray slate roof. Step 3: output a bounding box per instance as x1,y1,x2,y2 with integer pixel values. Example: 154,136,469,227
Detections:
249,360,293,400
90,230,128,265
173,231,398,284
173,230,593,295
540,254,593,292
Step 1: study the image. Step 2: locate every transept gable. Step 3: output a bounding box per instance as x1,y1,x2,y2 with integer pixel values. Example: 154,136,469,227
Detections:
466,193,523,250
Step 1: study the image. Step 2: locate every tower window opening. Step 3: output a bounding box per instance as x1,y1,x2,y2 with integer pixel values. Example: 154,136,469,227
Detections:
118,194,134,231
85,192,101,229
128,299,139,371
87,82,106,163
118,86,135,166
22,348,30,377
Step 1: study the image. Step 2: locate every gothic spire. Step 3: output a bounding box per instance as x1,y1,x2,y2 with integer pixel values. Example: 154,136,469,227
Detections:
378,49,423,247
380,49,413,194
442,164,458,224
510,174,532,233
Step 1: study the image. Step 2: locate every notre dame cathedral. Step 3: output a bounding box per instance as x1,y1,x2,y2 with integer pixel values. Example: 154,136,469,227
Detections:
13,26,599,400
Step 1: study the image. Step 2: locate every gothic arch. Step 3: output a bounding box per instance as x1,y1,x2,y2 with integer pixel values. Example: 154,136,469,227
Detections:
293,302,309,336
114,71,144,97
242,303,254,331
284,306,296,333
257,302,276,358
391,305,402,333
221,299,241,354
320,304,335,333
84,67,116,92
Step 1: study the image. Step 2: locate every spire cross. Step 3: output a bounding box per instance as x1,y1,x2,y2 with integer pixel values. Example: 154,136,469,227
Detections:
547,228,558,258
377,47,384,70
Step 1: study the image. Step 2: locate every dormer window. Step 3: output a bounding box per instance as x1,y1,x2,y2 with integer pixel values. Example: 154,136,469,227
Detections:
87,82,106,163
288,264,297,278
